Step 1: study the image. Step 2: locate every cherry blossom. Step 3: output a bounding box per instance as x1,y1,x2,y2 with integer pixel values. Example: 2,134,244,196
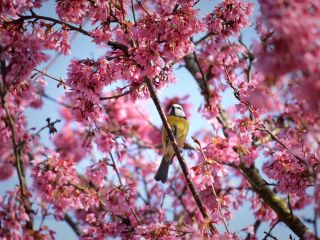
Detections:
0,0,319,239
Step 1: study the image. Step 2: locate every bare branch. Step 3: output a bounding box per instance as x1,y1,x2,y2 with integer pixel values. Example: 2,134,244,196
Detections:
100,89,134,101
40,92,71,108
64,214,81,236
33,69,70,88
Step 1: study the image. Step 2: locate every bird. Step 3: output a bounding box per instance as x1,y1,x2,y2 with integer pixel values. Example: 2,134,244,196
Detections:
154,104,189,183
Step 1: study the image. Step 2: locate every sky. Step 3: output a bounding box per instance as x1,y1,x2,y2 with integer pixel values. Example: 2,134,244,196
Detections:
0,0,316,239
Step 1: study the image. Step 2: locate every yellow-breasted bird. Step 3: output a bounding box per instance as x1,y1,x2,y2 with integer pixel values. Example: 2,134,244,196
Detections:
154,104,189,183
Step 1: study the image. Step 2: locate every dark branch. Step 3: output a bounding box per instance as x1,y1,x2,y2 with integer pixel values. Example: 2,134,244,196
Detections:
145,77,217,235
64,214,81,236
0,45,34,230
183,51,316,239
184,54,211,107
10,12,129,53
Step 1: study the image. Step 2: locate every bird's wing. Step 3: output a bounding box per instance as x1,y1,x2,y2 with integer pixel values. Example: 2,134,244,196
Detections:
173,125,177,137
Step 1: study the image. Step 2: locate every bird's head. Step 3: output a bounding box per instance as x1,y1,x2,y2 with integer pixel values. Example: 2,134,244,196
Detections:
168,104,186,118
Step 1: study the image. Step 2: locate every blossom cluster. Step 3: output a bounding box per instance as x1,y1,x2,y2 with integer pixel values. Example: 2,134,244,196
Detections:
255,0,320,114
0,0,319,239
65,58,112,124
205,0,253,37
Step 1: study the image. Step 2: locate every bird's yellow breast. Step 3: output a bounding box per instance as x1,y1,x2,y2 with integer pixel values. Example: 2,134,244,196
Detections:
162,115,189,150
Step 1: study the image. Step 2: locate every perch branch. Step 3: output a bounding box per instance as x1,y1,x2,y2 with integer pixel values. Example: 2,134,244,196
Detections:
145,77,217,235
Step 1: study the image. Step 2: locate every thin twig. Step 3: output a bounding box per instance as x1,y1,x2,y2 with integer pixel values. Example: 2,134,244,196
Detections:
131,0,137,23
109,153,123,186
160,193,166,209
194,32,214,46
184,54,211,107
263,231,278,240
136,0,151,15
260,126,307,165
227,37,241,61
34,119,61,136
142,174,151,205
262,220,280,240
41,93,71,108
315,207,318,239
33,69,70,88
100,89,133,100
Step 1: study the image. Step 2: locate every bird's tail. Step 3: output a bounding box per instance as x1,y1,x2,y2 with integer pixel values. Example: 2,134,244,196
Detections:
154,154,172,183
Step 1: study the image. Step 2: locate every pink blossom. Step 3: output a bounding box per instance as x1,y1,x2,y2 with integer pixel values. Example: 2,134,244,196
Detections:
203,136,240,165
263,150,313,195
86,160,108,187
255,0,320,113
0,0,44,18
0,1,318,239
90,28,112,45
85,213,96,224
251,195,277,223
53,125,88,163
205,0,253,37
95,130,115,153
66,59,112,124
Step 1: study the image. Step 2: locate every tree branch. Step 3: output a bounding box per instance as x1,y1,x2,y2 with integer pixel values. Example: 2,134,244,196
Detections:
100,89,134,101
239,164,315,239
183,53,316,239
145,77,217,235
64,214,81,236
184,54,211,107
0,46,34,230
33,69,70,88
223,64,307,165
10,12,129,54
